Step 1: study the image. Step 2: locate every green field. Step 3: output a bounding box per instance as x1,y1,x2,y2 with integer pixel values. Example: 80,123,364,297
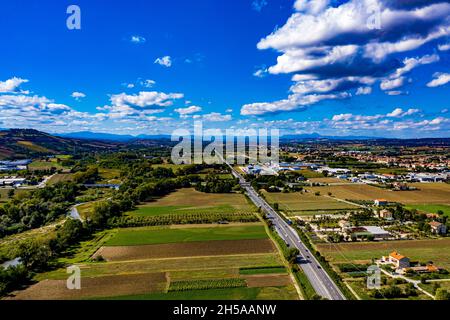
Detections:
239,266,287,275
317,239,450,270
96,286,298,300
127,188,254,217
405,204,450,218
104,224,268,246
28,159,65,170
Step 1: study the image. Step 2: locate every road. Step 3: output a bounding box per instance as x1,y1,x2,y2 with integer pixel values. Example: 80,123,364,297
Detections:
225,161,346,300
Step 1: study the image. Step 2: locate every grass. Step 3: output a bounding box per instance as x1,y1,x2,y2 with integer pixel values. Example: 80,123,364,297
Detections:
306,183,450,205
127,188,255,217
0,188,29,202
405,204,450,218
28,159,65,170
104,224,268,246
317,238,450,270
168,278,247,292
47,173,73,185
95,286,297,300
262,190,357,215
239,266,287,275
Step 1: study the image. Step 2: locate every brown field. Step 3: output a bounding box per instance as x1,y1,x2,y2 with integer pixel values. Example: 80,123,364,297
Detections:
244,274,291,288
307,183,450,204
308,177,351,184
94,239,275,261
47,173,73,185
8,273,167,300
262,190,357,214
317,238,450,270
147,188,251,208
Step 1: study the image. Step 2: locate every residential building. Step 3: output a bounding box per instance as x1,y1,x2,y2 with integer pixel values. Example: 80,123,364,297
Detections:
374,199,388,206
429,221,447,235
383,251,410,269
379,209,393,220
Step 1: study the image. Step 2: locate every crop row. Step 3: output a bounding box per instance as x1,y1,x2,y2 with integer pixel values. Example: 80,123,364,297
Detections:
168,278,247,292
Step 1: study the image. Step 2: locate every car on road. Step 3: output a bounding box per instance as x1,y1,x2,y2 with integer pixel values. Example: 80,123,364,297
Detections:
317,265,321,269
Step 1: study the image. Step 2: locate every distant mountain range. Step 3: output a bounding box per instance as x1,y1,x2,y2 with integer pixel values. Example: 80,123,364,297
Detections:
56,131,386,142
57,131,171,141
1,129,449,159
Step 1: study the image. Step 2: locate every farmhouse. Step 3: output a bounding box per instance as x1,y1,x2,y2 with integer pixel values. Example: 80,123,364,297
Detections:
374,199,388,206
429,221,447,235
382,251,410,269
379,209,393,220
346,226,390,240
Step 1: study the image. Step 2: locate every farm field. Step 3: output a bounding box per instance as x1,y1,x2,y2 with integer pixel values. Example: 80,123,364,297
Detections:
262,190,358,216
104,224,268,246
306,183,450,204
308,177,351,184
317,238,450,270
12,223,299,300
47,173,73,185
94,239,275,261
28,159,65,170
0,188,29,202
128,188,255,217
405,204,450,218
101,286,298,300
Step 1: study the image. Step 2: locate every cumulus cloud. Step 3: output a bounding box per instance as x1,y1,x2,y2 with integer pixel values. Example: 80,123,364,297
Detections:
241,1,450,116
202,112,232,122
71,92,86,100
356,87,372,95
427,72,450,87
154,56,172,67
141,79,156,88
241,92,349,116
386,108,420,117
110,91,183,108
438,43,450,51
253,68,268,78
130,35,146,43
0,77,29,93
174,105,202,117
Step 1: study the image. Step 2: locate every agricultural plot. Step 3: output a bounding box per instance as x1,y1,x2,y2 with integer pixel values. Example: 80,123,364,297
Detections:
405,204,450,218
95,239,275,261
317,238,450,270
47,173,73,185
128,188,254,217
307,183,450,205
16,223,298,300
262,190,357,216
104,224,268,246
9,273,167,300
28,159,65,171
308,177,351,184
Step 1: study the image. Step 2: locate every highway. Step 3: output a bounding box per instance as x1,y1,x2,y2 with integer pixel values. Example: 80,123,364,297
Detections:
225,161,346,300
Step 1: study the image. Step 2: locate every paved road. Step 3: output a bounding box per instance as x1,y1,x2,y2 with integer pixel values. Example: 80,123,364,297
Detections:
226,161,346,300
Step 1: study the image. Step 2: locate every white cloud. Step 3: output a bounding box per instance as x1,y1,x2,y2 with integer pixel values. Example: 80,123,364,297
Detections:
141,79,156,88
154,56,172,67
202,112,232,122
427,72,450,87
387,108,420,118
253,68,268,78
438,43,450,51
71,92,86,100
241,92,349,116
380,77,405,91
130,35,146,43
174,105,202,116
110,91,183,108
226,108,233,113
356,87,372,95
0,77,29,93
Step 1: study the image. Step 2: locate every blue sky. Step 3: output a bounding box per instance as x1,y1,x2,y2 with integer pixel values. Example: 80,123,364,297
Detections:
0,0,450,138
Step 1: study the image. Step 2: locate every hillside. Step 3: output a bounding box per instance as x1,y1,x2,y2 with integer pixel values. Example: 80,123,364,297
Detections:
0,129,122,159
